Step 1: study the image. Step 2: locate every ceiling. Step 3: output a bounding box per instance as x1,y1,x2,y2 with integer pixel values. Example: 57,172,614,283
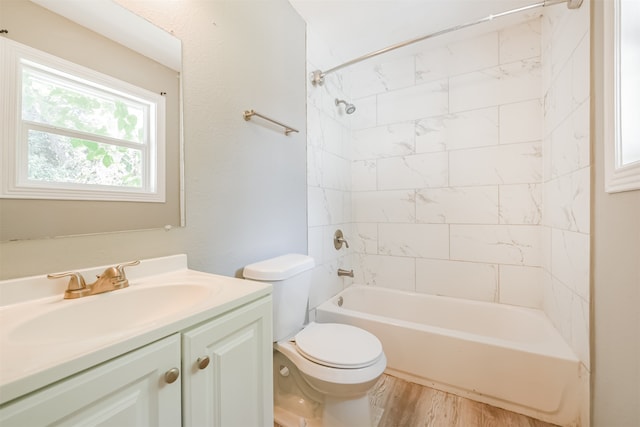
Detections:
289,0,545,64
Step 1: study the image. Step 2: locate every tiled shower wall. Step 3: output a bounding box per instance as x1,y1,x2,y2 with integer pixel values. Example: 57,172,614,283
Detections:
541,2,591,370
346,20,546,308
305,6,591,374
306,29,354,314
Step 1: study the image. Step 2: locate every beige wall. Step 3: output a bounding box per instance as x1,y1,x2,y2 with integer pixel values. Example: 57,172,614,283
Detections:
0,0,307,279
0,0,181,240
591,1,640,425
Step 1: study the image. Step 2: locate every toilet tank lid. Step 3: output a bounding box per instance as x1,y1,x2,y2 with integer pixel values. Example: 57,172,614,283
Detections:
243,254,315,281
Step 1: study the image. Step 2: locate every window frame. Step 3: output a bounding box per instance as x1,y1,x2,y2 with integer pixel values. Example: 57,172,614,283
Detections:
604,0,640,193
0,37,166,202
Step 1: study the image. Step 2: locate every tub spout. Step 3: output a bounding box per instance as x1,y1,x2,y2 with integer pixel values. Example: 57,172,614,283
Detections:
337,268,354,278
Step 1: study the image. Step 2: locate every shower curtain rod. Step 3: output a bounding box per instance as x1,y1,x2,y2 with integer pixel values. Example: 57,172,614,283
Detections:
310,0,582,86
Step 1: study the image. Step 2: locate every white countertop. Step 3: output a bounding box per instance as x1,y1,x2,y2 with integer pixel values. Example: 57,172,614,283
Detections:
0,255,271,405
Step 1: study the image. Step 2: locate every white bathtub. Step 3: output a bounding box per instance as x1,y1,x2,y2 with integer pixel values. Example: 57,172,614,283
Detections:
316,285,583,426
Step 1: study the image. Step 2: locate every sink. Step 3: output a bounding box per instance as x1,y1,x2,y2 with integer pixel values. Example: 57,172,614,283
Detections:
9,284,213,344
0,255,274,406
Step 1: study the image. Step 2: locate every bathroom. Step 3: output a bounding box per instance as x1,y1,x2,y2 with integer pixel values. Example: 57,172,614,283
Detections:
0,0,638,426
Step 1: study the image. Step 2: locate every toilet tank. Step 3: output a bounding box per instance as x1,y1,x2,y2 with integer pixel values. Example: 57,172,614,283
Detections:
243,254,315,342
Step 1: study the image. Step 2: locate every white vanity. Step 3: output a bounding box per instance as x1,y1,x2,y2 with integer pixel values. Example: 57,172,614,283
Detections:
0,255,273,426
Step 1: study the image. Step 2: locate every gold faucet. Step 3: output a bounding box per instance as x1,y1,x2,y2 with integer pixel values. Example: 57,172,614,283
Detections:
48,260,140,299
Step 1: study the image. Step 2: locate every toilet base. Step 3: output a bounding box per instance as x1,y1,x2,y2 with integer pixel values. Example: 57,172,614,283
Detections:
274,394,374,427
323,395,374,427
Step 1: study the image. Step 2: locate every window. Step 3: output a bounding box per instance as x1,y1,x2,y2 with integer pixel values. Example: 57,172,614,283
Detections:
604,0,640,193
1,38,166,202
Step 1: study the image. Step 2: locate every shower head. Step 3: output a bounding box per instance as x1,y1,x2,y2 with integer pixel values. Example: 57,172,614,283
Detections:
335,98,356,115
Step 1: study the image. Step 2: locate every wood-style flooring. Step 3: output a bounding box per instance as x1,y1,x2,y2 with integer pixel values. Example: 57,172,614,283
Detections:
274,373,559,427
370,374,559,427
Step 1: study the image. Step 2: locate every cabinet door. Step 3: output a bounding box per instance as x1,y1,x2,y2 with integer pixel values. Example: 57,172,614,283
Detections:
0,334,182,427
182,296,273,427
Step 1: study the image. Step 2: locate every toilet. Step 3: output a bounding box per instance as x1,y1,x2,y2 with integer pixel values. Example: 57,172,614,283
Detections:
243,254,387,427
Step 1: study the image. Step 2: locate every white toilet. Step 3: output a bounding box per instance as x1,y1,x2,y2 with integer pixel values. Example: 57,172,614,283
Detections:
243,254,387,427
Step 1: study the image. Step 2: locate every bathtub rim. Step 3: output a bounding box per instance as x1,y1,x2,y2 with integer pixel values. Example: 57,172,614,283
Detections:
316,284,579,362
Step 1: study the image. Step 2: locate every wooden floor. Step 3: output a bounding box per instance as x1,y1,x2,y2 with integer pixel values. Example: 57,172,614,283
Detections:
370,374,559,427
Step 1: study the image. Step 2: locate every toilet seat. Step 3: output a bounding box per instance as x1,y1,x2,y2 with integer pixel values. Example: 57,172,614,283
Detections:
294,322,383,369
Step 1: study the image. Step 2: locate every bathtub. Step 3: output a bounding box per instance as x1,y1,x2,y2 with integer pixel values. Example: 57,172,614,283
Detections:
316,285,583,426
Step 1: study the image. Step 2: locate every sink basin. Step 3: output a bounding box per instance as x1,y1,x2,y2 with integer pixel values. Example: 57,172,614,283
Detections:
9,284,213,344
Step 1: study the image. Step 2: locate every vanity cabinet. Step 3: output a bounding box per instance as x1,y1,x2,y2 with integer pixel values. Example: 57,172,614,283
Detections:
0,334,182,426
0,296,273,427
182,297,273,427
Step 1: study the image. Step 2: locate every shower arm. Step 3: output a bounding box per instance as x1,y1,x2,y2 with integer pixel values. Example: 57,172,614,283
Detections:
310,0,582,86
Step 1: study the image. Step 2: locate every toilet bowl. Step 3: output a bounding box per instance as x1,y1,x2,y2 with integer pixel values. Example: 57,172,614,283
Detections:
243,254,387,427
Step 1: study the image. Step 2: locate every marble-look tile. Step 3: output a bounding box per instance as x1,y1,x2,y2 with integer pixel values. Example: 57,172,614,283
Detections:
306,29,343,84
378,152,449,190
543,1,590,80
378,223,449,259
416,259,498,302
449,59,541,113
572,294,590,367
499,265,543,308
357,254,415,291
571,33,590,107
415,107,499,153
307,186,329,228
543,56,573,133
414,116,448,153
308,187,347,227
377,79,448,125
343,190,353,226
320,151,350,191
353,223,378,255
450,225,541,266
349,55,415,99
550,100,590,179
499,99,543,144
499,183,542,225
308,260,344,310
352,123,415,160
542,135,553,184
352,190,415,223
551,229,590,300
307,226,324,266
450,142,542,186
352,159,377,191
350,95,378,131
540,226,552,273
544,167,590,233
416,186,499,224
499,19,541,64
307,105,347,157
416,32,499,84
542,271,573,345
307,144,322,188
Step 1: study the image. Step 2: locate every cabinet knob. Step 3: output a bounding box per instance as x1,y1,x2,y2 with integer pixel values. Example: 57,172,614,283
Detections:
197,356,210,370
164,368,180,384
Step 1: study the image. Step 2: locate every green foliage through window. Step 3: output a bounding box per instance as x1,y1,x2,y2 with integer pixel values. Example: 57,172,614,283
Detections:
20,63,149,188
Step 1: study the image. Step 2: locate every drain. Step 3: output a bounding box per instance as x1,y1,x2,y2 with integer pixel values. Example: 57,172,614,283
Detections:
337,296,343,307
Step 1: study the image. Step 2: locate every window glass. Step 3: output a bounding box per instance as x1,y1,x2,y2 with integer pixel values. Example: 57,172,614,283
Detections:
27,130,143,187
1,37,164,202
619,0,640,165
21,62,147,144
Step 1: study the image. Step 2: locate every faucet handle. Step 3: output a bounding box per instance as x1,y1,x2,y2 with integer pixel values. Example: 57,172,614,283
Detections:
116,260,140,279
108,260,140,288
47,271,91,299
334,229,350,250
